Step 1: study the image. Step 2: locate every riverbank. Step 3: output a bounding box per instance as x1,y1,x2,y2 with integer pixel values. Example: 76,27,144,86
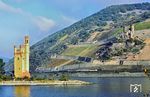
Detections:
33,72,148,78
0,80,90,86
69,72,147,77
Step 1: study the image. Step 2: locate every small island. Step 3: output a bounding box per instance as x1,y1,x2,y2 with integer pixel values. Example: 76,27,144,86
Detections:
0,80,90,86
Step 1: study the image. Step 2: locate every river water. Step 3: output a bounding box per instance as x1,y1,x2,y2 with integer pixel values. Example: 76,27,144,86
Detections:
0,77,150,97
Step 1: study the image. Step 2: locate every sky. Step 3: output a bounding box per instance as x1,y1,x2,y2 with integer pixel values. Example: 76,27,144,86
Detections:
0,0,150,58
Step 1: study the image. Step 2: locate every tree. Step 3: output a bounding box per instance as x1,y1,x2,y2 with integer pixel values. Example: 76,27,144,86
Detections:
0,59,5,74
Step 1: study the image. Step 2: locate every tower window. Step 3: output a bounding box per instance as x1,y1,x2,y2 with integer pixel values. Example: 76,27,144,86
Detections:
18,57,19,60
26,40,28,43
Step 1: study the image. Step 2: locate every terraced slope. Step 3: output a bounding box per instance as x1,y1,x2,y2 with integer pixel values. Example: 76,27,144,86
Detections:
62,45,99,57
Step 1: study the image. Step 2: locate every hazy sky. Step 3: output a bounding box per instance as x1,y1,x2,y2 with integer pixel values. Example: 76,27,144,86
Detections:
0,0,150,58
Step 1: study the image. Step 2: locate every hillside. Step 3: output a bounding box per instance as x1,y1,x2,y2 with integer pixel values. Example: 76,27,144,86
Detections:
127,38,150,61
6,2,150,72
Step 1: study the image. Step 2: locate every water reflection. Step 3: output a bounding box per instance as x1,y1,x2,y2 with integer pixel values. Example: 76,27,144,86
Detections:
14,86,30,97
0,78,149,97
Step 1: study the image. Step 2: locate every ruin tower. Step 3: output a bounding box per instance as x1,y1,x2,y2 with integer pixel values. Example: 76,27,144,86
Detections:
129,24,135,39
121,26,127,40
123,26,126,33
131,24,135,32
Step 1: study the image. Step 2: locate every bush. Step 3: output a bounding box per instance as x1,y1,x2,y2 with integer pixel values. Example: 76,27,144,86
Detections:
134,39,144,45
23,76,31,81
15,77,23,81
0,75,13,81
131,48,139,54
59,74,69,81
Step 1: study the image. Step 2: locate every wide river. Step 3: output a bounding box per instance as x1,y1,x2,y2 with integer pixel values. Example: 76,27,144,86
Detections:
0,77,150,97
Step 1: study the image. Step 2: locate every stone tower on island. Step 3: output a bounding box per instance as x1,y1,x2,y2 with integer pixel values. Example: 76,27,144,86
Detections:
14,36,30,78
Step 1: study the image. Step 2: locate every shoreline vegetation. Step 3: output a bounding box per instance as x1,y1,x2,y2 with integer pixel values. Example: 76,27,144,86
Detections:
0,80,90,86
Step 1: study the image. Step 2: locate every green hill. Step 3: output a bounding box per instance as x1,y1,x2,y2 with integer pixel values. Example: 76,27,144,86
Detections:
7,2,150,72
